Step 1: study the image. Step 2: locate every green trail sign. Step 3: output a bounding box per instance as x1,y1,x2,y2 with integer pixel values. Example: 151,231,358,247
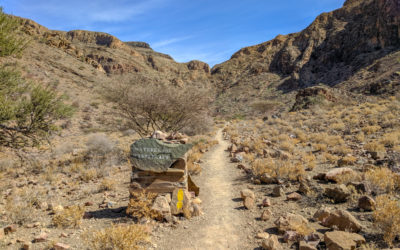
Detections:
130,139,192,172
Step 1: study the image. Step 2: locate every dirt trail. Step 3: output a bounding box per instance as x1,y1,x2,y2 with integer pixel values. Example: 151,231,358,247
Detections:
154,129,254,250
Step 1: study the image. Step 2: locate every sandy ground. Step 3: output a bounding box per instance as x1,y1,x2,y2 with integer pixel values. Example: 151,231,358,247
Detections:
154,129,257,250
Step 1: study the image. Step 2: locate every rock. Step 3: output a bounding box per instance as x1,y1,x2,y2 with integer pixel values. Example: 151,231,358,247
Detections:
348,182,369,194
84,201,94,206
358,196,376,211
54,243,71,250
228,144,237,152
283,231,302,243
151,130,167,140
240,189,255,199
272,186,285,197
274,213,310,233
244,197,255,209
299,181,311,195
231,153,243,163
314,208,362,233
33,232,48,243
324,231,366,250
324,184,351,203
261,209,272,221
262,198,271,207
52,205,64,214
325,168,355,182
260,173,278,184
151,195,171,221
191,203,203,217
3,224,17,234
369,150,386,160
313,173,326,180
22,242,32,250
262,234,283,250
256,232,270,239
171,189,191,215
0,228,4,239
299,241,317,250
287,192,302,201
192,197,202,205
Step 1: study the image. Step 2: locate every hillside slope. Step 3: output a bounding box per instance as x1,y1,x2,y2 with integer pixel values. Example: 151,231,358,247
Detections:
211,0,400,114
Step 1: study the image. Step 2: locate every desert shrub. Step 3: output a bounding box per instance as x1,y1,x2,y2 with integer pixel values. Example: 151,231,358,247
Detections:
251,100,279,114
381,132,400,148
302,153,316,170
4,187,38,225
126,191,159,219
362,125,381,135
103,82,213,137
52,205,85,228
365,168,397,194
373,195,400,246
312,143,327,152
330,122,345,131
86,133,115,155
80,168,98,182
252,158,304,181
364,142,385,152
84,224,150,250
53,142,74,157
322,152,339,164
336,171,362,185
0,68,73,148
99,178,116,192
0,8,27,56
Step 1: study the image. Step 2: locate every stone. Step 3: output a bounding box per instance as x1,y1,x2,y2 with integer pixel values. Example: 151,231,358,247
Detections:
0,228,4,239
283,231,301,243
369,151,386,160
171,189,191,215
228,144,237,152
272,186,284,197
274,213,310,233
287,192,302,201
244,197,255,209
260,173,278,184
33,232,48,243
192,197,202,205
324,231,366,250
240,189,255,199
256,232,270,239
262,234,283,250
299,241,317,250
54,243,71,250
358,196,376,211
313,173,326,180
324,184,351,203
262,198,271,207
22,242,32,250
314,208,362,233
348,182,369,194
261,209,272,221
151,195,171,221
4,224,17,234
299,181,311,195
325,168,356,183
231,153,243,163
84,201,94,206
191,203,203,217
151,130,167,140
52,205,64,214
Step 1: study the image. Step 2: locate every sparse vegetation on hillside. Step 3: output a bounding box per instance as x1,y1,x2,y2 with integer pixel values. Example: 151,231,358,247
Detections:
0,8,27,56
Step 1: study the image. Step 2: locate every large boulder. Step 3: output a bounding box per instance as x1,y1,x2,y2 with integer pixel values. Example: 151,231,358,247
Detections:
324,184,351,203
325,168,356,183
274,213,312,234
262,234,283,250
314,208,362,233
324,231,366,250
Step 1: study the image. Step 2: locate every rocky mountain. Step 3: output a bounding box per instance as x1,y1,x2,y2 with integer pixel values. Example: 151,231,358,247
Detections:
211,0,400,114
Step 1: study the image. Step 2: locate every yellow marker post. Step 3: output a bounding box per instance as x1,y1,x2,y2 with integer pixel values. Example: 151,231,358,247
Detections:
176,189,184,210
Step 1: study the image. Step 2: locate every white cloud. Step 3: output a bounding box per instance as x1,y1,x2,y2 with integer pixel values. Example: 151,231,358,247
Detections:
151,36,194,49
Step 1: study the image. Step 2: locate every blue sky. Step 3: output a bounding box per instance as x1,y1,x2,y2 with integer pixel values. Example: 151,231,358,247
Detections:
1,0,345,66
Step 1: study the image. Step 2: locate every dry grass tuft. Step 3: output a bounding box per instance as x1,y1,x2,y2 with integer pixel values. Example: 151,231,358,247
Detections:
364,168,397,195
126,191,159,219
52,205,85,228
84,224,150,250
373,195,400,247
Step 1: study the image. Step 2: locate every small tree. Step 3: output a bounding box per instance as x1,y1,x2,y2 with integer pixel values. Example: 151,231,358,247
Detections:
104,82,213,137
0,8,27,56
0,8,73,149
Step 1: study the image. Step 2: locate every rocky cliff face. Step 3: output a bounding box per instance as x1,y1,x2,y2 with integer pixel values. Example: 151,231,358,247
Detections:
211,0,400,111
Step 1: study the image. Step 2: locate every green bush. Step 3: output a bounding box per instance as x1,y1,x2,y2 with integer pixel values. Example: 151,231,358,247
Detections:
0,8,27,57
